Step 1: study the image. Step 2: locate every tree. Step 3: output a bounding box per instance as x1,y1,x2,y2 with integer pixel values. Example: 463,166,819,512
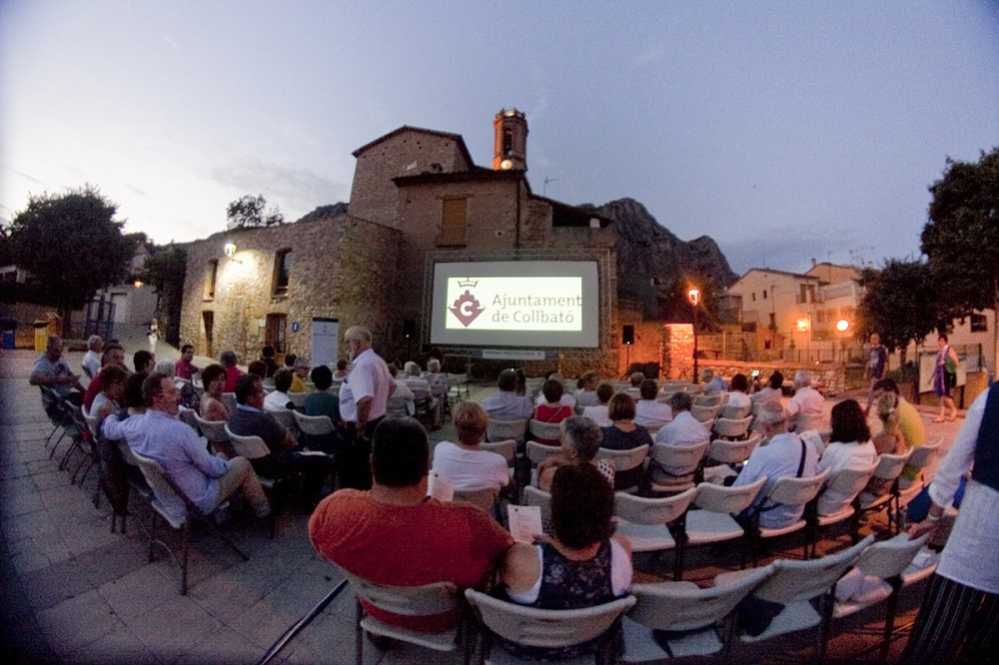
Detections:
8,186,139,335
921,147,999,374
226,194,284,230
857,259,939,366
141,245,188,346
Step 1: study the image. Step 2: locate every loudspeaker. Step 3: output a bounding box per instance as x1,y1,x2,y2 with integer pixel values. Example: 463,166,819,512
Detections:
623,325,634,345
403,320,417,338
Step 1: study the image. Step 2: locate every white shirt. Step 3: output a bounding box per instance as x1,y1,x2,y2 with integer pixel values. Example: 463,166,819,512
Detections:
574,389,600,408
816,440,878,515
634,400,672,430
264,390,292,411
339,348,395,423
536,393,577,409
431,442,510,490
786,386,824,419
733,432,819,529
655,411,709,447
581,405,612,427
82,350,101,379
726,391,751,410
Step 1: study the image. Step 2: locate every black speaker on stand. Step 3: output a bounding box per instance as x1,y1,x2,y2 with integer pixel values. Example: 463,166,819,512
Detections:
623,325,634,378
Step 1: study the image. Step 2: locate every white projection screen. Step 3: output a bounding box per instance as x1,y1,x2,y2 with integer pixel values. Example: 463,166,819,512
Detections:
430,261,600,348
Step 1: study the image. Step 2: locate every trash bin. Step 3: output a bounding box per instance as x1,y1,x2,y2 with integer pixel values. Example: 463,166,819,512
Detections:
33,320,49,352
0,315,16,350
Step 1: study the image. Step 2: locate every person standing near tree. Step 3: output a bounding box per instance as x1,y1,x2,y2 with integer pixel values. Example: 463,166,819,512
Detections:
864,332,888,415
934,334,960,422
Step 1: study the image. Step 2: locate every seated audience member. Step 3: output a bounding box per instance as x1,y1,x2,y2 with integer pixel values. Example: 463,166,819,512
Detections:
387,363,417,415
423,358,448,390
481,368,534,422
702,368,728,393
816,399,877,516
174,344,200,381
574,371,601,409
133,350,155,374
581,382,615,427
309,417,514,633
333,359,349,380
871,377,927,487
655,392,709,447
872,391,907,455
601,393,654,491
403,361,441,427
501,463,633,660
264,368,295,411
247,360,268,378
30,335,85,404
625,371,645,399
260,345,279,378
228,373,329,506
199,364,230,422
515,368,528,396
220,350,243,393
83,344,126,412
90,365,128,425
155,359,198,409
732,402,819,529
290,356,311,393
303,365,340,454
431,401,510,491
786,370,824,420
102,373,270,523
534,379,574,445
536,373,577,409
722,373,753,418
634,378,672,430
537,416,614,491
283,353,297,369
81,335,103,379
751,371,784,407
123,372,148,415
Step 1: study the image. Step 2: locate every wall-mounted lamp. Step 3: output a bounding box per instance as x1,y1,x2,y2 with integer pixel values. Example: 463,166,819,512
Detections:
687,287,700,307
133,279,143,289
796,317,811,332
836,319,849,333
224,241,237,258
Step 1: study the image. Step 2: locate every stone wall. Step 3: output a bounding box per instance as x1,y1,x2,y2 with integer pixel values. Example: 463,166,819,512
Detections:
179,215,401,364
696,359,847,397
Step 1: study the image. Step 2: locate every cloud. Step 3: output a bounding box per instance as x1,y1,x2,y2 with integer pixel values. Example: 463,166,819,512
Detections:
209,159,349,219
126,184,147,197
636,44,666,64
719,223,862,276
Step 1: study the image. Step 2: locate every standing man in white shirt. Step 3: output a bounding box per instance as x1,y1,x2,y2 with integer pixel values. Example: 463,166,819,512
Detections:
337,325,395,489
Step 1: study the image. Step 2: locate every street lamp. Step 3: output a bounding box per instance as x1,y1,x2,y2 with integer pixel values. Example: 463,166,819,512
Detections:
224,241,237,258
836,319,850,362
688,287,700,383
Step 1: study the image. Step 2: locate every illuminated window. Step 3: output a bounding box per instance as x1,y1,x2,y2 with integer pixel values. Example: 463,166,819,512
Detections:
971,313,988,333
204,260,218,300
273,249,291,296
438,198,468,247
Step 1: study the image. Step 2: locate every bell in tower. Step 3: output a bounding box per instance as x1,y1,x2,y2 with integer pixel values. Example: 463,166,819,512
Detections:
492,108,528,172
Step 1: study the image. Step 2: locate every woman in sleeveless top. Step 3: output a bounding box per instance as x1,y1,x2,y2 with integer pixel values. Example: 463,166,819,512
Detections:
933,334,959,422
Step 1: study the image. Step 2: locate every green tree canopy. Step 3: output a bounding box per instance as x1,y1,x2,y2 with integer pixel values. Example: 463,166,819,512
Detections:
857,259,939,366
8,186,139,334
922,147,999,373
226,194,285,230
141,244,188,346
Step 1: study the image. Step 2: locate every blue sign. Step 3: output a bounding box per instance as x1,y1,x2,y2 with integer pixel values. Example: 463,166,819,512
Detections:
291,322,300,333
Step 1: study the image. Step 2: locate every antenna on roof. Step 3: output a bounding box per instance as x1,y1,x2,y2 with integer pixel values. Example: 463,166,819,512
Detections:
543,177,560,196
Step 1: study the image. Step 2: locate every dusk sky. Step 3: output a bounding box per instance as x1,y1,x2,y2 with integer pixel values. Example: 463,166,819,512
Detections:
2,1,997,276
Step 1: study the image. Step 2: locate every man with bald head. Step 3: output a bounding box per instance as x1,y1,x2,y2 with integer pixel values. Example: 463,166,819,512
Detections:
337,325,395,489
30,335,85,404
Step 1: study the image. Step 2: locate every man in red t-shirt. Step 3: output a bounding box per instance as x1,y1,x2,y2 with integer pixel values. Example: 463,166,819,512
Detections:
309,417,514,633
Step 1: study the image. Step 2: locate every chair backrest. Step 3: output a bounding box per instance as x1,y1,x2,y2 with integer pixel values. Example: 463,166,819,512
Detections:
83,412,100,439
130,449,195,515
526,440,563,467
630,564,775,632
343,570,459,616
224,424,270,460
753,534,875,605
177,408,200,433
266,407,298,434
650,441,710,475
794,411,826,432
694,393,723,408
487,418,529,442
385,393,409,418
694,476,768,514
766,467,831,507
524,377,544,397
713,416,753,439
221,392,237,413
614,487,697,526
287,391,309,410
596,444,650,473
530,419,564,441
853,533,930,580
720,403,752,420
193,414,229,443
709,438,755,466
522,486,552,523
691,404,721,424
480,439,516,465
823,460,879,504
292,411,335,436
872,449,913,481
906,438,942,472
465,589,636,650
453,485,501,513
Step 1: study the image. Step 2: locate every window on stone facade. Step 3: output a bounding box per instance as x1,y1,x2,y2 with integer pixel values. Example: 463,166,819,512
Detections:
762,289,768,299
438,198,468,247
273,249,291,296
971,313,988,333
751,293,756,302
204,260,218,300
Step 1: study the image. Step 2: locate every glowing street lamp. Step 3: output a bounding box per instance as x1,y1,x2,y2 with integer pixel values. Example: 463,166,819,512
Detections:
224,241,237,258
688,286,701,383
836,319,849,332
836,319,850,362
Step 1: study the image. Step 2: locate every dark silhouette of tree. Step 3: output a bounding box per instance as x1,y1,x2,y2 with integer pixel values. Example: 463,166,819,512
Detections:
7,186,139,335
141,245,187,346
922,147,999,373
226,194,284,230
857,259,938,366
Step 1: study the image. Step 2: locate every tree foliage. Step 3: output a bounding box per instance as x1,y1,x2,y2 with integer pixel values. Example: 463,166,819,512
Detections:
141,245,188,346
922,147,999,372
857,259,938,365
226,194,285,230
8,186,139,333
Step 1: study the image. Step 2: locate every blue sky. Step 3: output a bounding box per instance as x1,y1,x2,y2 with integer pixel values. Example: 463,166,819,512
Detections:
2,1,997,275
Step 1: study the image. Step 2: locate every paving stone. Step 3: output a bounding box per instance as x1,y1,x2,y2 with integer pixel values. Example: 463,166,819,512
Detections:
60,623,158,665
35,588,123,656
20,557,97,612
127,595,223,659
99,565,173,622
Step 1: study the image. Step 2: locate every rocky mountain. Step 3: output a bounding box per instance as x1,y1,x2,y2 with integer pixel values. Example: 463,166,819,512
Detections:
586,197,738,319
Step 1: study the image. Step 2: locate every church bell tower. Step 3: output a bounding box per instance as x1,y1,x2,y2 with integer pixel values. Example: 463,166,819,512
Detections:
492,108,528,172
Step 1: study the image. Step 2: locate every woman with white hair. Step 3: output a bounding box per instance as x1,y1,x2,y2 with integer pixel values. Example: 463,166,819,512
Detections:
81,335,103,379
423,358,448,388
786,369,824,419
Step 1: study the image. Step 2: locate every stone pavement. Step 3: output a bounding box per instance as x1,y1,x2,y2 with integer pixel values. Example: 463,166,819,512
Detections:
0,344,969,664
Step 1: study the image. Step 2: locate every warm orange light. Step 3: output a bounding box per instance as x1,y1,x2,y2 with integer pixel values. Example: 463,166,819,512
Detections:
687,287,701,307
836,319,849,332
796,317,810,332
133,280,143,289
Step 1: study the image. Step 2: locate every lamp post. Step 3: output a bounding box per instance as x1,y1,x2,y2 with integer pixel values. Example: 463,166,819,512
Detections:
688,287,700,384
836,319,849,362
796,317,811,363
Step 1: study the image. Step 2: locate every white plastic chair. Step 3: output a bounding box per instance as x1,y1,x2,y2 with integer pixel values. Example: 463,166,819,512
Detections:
522,486,552,527
691,404,721,424
808,460,879,557
712,416,753,440
292,411,335,437
752,468,831,563
857,449,914,534
529,419,563,443
487,418,528,443
453,484,502,515
614,488,697,563
465,588,636,664
793,411,826,433
647,441,709,494
682,477,768,578
595,444,650,493
898,438,943,506
221,392,237,414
